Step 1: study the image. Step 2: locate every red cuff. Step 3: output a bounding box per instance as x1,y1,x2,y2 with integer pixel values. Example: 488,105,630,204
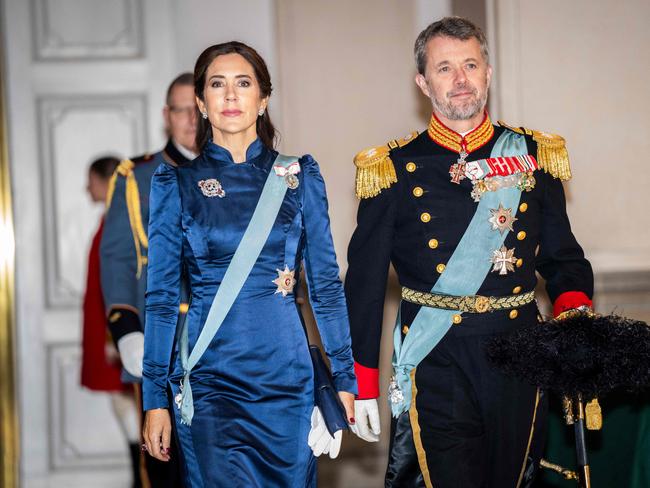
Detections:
354,361,379,399
553,291,593,317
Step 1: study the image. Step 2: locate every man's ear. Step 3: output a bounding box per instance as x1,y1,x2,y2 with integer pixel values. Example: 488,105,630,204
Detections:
162,105,171,131
415,73,431,98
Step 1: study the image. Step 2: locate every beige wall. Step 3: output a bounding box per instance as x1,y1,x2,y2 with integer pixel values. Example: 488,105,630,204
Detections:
490,0,650,273
275,0,442,267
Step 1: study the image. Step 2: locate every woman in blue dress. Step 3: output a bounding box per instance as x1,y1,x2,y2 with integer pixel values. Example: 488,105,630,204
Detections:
141,41,357,487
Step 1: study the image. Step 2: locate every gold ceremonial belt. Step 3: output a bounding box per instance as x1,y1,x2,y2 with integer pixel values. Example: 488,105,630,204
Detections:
401,286,535,313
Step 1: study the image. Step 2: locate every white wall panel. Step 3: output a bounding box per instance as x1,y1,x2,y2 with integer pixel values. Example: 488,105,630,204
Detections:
48,344,127,470
38,95,147,308
32,0,144,60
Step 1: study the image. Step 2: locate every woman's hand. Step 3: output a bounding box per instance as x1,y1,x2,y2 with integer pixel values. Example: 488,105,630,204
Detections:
350,399,381,442
143,408,172,462
338,391,356,426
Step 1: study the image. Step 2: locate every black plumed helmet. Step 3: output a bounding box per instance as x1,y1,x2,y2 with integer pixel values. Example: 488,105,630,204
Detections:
486,313,650,399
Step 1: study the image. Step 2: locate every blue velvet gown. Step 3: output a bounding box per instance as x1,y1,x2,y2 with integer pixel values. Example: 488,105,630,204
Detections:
142,139,357,488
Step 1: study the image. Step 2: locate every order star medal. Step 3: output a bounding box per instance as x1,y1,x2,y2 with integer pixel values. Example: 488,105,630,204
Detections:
490,245,518,275
273,265,296,297
449,149,468,184
488,204,518,234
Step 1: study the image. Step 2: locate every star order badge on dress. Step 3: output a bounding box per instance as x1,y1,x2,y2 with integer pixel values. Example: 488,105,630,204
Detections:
273,265,296,297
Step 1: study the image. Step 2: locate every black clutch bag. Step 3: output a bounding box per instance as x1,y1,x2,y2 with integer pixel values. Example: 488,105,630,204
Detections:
309,345,349,436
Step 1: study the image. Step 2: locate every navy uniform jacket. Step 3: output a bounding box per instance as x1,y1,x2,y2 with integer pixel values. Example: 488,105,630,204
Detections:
100,139,192,370
345,113,594,399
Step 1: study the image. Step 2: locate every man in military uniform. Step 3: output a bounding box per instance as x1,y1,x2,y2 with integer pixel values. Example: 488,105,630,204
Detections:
346,17,594,487
100,72,197,487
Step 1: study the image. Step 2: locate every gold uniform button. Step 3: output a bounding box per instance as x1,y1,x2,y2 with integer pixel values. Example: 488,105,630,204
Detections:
517,231,527,241
516,258,523,268
519,202,528,213
436,263,446,274
420,212,431,223
402,325,409,334
452,314,462,325
512,286,522,294
412,186,424,197
509,309,519,319
428,238,439,249
406,162,417,172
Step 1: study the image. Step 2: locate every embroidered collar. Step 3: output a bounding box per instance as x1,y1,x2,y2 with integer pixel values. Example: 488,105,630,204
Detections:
428,111,494,154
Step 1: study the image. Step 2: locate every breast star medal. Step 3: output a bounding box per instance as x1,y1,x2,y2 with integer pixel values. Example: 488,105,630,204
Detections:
449,148,469,184
273,265,296,297
198,178,226,198
488,204,517,234
273,161,301,189
490,246,518,275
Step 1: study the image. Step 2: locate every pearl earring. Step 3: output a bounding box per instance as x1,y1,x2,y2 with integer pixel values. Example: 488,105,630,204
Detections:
258,108,265,117
201,112,208,119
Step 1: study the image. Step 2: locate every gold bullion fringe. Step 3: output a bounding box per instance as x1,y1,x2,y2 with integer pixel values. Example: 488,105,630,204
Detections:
497,121,572,181
532,130,572,181
354,150,397,199
353,132,417,199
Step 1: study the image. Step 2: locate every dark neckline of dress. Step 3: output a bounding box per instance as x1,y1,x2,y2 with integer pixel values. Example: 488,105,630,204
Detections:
202,138,272,171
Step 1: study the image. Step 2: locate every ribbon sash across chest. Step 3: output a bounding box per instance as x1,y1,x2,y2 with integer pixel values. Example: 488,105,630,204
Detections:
177,154,296,425
390,130,529,417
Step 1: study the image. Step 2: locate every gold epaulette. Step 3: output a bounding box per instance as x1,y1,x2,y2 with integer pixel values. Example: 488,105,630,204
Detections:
353,131,418,199
105,158,149,278
498,121,571,181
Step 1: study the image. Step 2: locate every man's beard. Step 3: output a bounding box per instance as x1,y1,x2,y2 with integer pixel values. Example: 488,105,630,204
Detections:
431,83,488,121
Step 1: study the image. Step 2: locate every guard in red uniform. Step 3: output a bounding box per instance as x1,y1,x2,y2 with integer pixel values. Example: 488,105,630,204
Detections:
81,156,142,487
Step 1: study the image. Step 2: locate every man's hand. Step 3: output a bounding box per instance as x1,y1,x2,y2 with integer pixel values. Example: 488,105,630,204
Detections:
116,331,144,377
143,408,172,462
308,407,343,458
350,399,381,442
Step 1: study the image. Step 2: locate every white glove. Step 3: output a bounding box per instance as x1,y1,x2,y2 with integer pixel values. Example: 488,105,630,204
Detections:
307,407,343,458
116,331,144,378
350,399,381,442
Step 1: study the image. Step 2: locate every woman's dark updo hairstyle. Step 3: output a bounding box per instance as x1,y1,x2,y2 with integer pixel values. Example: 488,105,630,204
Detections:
194,41,277,150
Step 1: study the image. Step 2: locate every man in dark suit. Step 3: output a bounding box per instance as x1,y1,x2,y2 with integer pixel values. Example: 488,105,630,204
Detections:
346,17,593,487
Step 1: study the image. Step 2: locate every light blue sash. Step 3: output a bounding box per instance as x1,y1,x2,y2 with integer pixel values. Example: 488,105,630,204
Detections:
390,130,528,417
178,154,296,425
